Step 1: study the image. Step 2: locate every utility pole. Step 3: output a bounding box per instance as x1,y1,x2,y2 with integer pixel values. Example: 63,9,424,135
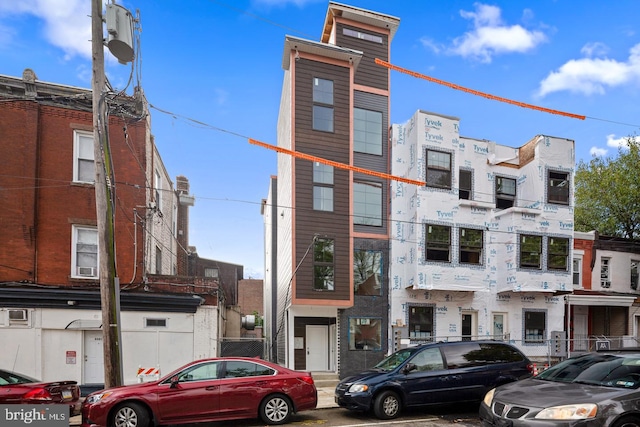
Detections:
91,0,123,388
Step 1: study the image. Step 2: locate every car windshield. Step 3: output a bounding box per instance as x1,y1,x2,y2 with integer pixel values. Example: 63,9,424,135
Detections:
0,370,39,385
373,348,416,371
537,354,640,389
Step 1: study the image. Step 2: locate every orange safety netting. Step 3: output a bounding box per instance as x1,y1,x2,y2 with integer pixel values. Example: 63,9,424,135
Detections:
248,138,425,186
375,58,586,120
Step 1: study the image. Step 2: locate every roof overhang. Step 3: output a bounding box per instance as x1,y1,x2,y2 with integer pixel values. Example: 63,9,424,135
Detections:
322,2,400,43
566,294,637,306
282,35,362,70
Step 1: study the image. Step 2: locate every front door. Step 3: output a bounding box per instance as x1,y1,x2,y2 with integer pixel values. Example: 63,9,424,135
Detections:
306,325,328,371
83,330,104,384
461,312,477,341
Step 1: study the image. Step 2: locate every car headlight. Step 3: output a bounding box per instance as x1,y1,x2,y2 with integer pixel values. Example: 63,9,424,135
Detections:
348,384,369,393
85,392,113,404
535,404,597,420
483,388,495,406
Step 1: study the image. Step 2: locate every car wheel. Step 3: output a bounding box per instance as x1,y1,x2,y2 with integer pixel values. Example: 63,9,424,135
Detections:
111,402,150,427
613,416,640,427
259,394,292,425
373,390,401,420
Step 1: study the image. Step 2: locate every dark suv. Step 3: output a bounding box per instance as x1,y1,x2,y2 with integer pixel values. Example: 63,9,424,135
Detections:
335,340,533,420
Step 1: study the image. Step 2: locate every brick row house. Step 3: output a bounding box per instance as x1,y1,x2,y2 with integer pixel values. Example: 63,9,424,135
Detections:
0,70,222,385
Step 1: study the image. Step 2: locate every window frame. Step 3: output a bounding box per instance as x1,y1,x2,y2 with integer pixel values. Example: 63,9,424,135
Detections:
519,234,542,270
425,224,451,262
492,312,508,340
459,169,472,200
459,228,483,265
73,129,95,183
71,225,99,279
155,245,162,275
348,317,382,351
354,107,383,155
548,237,570,271
601,257,611,288
523,309,546,345
353,181,383,226
313,238,334,291
632,260,639,291
154,169,163,213
547,170,570,205
313,162,334,212
572,256,583,287
425,149,452,189
495,176,516,209
312,78,334,132
408,305,434,340
354,249,383,296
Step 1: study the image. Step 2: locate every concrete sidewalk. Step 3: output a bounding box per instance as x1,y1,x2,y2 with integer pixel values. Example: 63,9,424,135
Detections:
70,386,337,425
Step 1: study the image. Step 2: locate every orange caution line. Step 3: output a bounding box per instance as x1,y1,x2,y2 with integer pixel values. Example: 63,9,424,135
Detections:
375,58,586,120
248,138,425,186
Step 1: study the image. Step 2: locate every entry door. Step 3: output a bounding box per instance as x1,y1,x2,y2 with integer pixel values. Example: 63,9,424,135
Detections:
462,312,477,341
574,314,588,350
306,325,328,371
84,331,105,384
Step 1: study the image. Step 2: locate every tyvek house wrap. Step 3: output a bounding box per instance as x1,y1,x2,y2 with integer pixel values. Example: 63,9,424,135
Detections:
390,109,574,294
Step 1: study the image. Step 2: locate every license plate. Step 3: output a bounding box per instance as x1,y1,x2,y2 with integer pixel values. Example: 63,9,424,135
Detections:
62,390,72,400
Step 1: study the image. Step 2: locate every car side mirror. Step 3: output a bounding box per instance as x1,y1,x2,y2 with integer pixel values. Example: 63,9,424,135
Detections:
403,363,417,374
170,376,180,388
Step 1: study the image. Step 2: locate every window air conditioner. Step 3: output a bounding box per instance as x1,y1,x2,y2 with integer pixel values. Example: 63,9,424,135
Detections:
8,309,28,321
78,266,96,277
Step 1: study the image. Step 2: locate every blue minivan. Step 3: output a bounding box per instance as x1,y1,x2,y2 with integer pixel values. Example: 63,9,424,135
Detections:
335,340,533,420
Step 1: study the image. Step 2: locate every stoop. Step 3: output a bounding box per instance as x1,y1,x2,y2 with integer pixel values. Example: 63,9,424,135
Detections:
311,372,340,389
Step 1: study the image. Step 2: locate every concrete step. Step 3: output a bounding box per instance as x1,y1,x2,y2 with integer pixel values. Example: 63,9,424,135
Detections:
311,372,339,389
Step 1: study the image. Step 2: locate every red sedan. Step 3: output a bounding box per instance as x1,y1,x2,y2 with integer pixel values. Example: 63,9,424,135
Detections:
0,369,81,416
82,357,317,427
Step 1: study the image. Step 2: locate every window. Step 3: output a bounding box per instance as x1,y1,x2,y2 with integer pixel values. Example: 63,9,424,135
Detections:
349,317,382,350
573,257,582,287
343,28,383,44
354,108,382,155
410,347,444,371
204,268,219,278
313,78,333,132
492,313,508,340
601,257,611,288
459,228,483,264
519,234,542,269
73,130,94,183
353,181,382,226
548,171,570,205
409,305,434,339
354,250,382,295
313,162,333,211
632,261,639,290
426,150,451,189
426,224,451,262
524,310,546,344
145,318,167,327
155,246,162,275
154,170,162,213
225,361,275,378
176,362,220,382
459,169,472,200
548,237,570,271
495,176,516,209
313,238,334,291
72,225,98,278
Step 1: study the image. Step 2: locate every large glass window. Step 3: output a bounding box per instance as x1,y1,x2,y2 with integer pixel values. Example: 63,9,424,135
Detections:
353,181,382,226
73,130,94,183
408,305,434,339
519,234,542,269
547,171,570,205
459,228,483,265
313,162,333,211
72,225,98,278
349,317,382,350
459,169,472,200
313,238,334,291
426,150,451,189
354,250,382,295
573,257,582,287
354,108,382,155
548,237,570,271
313,78,333,132
524,310,546,344
426,224,451,262
492,313,508,340
496,176,516,209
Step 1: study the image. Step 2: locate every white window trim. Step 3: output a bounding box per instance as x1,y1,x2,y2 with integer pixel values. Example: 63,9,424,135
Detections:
73,129,94,183
573,250,584,289
71,225,99,279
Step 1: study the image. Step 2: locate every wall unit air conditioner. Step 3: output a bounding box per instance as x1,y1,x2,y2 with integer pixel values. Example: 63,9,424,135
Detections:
78,266,96,277
8,309,28,322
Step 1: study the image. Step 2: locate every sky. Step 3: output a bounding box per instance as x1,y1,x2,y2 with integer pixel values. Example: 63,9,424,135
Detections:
1,0,640,279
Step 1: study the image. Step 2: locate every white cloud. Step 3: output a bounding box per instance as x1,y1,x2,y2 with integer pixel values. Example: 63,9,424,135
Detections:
419,37,442,54
589,146,607,157
588,134,630,158
581,42,609,58
449,3,547,63
537,42,640,97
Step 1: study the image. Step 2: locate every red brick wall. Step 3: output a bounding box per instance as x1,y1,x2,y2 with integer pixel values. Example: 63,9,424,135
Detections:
238,279,263,316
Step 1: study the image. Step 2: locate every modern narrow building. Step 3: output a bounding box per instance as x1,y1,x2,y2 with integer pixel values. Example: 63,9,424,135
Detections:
265,3,399,375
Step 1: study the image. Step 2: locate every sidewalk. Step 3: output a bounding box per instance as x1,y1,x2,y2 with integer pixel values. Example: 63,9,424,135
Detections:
70,386,337,425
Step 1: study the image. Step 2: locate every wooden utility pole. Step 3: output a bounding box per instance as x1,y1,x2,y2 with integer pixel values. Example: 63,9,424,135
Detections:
91,0,123,388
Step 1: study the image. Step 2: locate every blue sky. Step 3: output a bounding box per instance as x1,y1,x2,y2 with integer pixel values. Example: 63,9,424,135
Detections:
2,0,640,279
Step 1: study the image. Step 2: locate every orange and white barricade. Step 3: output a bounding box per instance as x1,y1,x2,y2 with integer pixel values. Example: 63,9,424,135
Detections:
137,366,160,383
